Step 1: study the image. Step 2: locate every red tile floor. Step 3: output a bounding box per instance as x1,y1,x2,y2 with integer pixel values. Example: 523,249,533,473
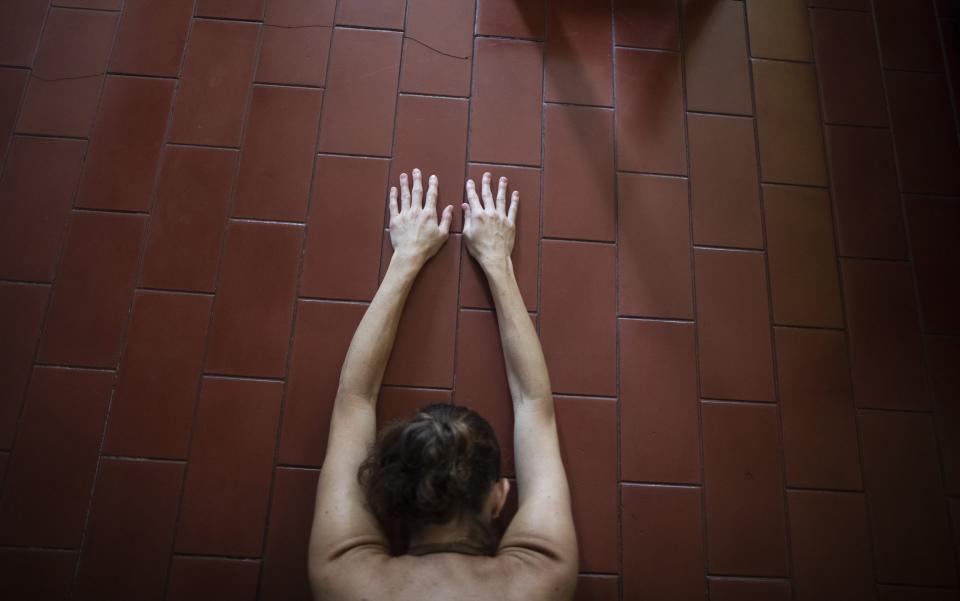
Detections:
1,0,959,599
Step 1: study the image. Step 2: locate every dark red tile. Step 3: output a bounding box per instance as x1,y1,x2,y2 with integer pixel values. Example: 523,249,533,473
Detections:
620,319,699,484
574,575,618,601
0,68,28,150
874,0,943,72
615,0,679,50
378,387,452,429
260,467,319,601
0,548,77,601
460,164,539,312
746,0,813,61
775,327,861,490
687,113,763,248
16,8,118,137
37,211,146,368
169,19,259,147
885,70,960,196
753,59,828,186
543,104,615,241
302,156,389,301
390,94,468,232
825,126,907,259
317,28,402,156
335,0,405,29
103,291,211,459
622,484,704,599
469,37,543,166
233,86,323,221
141,148,234,293
618,174,692,319
859,409,957,586
943,20,960,119
110,0,192,77
928,336,960,495
615,48,685,175
683,0,753,115
555,396,617,572
541,240,617,397
476,0,545,39
878,586,960,601
74,459,183,601
167,557,260,601
788,490,874,601
0,283,48,449
75,76,175,212
400,0,474,97
810,8,887,127
702,401,789,576
0,367,111,547
906,195,960,335
545,0,613,106
842,259,930,410
176,377,282,556
0,136,86,282
708,578,792,601
256,0,335,86
0,0,48,66
279,300,366,467
195,0,264,20
205,221,303,378
694,249,775,402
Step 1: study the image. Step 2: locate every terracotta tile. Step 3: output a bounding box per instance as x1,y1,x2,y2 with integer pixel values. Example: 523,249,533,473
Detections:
746,0,813,61
622,484,705,599
859,409,957,586
476,0,545,39
874,0,943,72
0,548,77,601
708,578,792,601
574,575,619,601
141,147,237,293
400,0,474,97
176,377,282,556
775,327,861,490
378,387,453,429
109,0,192,77
302,156,389,301
233,86,323,221
703,401,789,576
260,467,319,601
0,367,112,547
460,164,539,311
620,319,699,483
169,19,259,147
687,113,763,248
256,0,335,86
380,234,460,388
545,0,613,106
390,95,469,232
75,76,175,212
0,137,86,282
555,396,618,572
907,196,960,334
842,259,930,410
615,48,685,175
753,59,828,186
543,104,615,241
455,309,516,477
336,0,405,29
810,8,887,127
0,0,48,66
885,70,960,196
469,37,543,166
788,490,874,601
74,459,183,601
16,8,118,137
317,28,402,156
0,68,28,150
37,211,146,368
205,221,303,378
683,0,753,115
103,291,211,459
824,126,907,259
541,240,617,396
614,0,679,50
167,557,260,601
878,587,960,601
764,184,843,327
195,0,264,20
694,249,775,402
0,283,48,449
928,336,960,495
279,300,366,467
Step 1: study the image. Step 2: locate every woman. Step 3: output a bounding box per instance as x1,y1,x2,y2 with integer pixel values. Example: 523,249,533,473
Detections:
307,169,578,600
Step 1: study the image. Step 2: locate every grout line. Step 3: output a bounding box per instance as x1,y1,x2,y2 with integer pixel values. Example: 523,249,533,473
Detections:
933,0,960,150
620,481,702,489
617,315,695,324
541,235,615,246
543,99,615,110
100,455,187,464
166,140,241,151
856,405,938,415
9,131,89,142
203,373,285,384
617,168,688,180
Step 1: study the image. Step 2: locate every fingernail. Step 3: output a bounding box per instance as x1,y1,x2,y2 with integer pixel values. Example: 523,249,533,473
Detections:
413,168,420,175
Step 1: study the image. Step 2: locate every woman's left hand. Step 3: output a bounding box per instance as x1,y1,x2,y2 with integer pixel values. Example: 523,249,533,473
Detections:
388,168,453,265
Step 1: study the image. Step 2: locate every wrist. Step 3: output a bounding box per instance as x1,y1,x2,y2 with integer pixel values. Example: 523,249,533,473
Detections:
480,256,514,280
389,250,426,274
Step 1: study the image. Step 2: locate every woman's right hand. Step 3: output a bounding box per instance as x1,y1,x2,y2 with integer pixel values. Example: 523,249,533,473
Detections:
462,172,519,273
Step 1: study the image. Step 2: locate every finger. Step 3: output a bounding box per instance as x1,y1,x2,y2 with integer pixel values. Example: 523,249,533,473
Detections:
425,174,438,212
438,205,453,235
496,176,508,215
462,202,471,230
507,190,519,225
411,168,423,209
465,179,483,213
400,173,411,210
481,172,494,211
388,186,399,219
